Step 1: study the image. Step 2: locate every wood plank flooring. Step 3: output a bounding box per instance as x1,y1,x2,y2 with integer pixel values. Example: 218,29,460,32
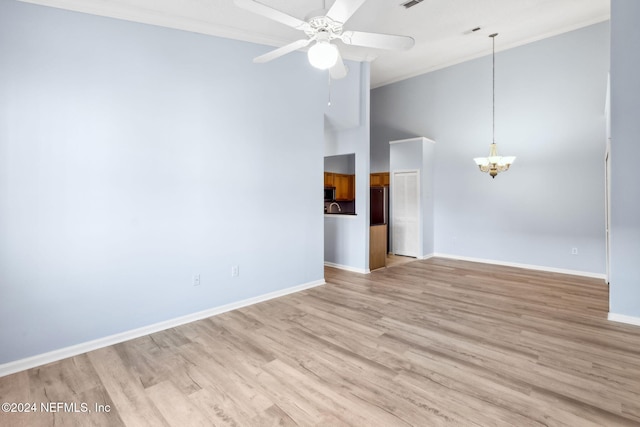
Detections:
2,257,640,426
385,254,417,268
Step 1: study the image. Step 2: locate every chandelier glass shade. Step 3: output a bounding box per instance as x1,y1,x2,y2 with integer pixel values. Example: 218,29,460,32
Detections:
474,143,516,178
473,33,515,179
307,40,338,70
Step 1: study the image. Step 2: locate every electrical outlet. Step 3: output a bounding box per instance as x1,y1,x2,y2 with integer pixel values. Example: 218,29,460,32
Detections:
193,274,201,286
231,265,239,277
571,248,578,255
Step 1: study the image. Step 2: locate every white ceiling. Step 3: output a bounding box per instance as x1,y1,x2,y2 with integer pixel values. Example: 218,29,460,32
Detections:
20,0,610,88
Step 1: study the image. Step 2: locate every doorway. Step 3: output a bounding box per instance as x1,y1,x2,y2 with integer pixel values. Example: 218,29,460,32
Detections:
391,170,420,257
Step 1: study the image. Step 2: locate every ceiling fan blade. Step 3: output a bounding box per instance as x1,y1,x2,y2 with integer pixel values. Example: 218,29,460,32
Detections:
234,0,310,31
326,0,367,24
330,51,348,79
253,39,311,63
341,30,415,50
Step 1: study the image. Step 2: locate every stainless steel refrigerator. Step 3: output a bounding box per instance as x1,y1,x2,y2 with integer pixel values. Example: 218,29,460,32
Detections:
370,186,388,225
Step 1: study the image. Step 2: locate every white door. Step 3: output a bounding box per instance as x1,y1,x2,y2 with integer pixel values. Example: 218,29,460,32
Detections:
392,171,420,257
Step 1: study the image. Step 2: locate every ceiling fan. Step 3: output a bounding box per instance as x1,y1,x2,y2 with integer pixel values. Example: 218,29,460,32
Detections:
234,0,415,79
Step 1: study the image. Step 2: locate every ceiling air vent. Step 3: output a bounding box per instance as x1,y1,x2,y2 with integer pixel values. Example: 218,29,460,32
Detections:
402,0,424,9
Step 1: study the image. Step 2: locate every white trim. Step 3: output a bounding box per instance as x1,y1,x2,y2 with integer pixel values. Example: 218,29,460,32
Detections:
17,0,373,63
608,313,640,327
0,279,325,378
371,15,610,89
389,137,436,145
324,261,369,274
605,137,611,285
434,253,607,280
418,253,435,260
324,214,359,219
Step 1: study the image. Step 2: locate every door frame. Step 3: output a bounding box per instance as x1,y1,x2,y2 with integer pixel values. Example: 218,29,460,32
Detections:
605,140,611,285
390,169,421,258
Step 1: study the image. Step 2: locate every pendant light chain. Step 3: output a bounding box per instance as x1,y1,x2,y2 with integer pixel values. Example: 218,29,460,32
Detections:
472,32,516,178
491,33,497,145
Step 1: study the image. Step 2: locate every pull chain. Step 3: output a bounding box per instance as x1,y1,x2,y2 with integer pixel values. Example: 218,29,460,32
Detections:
328,72,332,106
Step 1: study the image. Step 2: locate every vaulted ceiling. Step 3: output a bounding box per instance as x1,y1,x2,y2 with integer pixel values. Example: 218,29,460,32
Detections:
20,0,610,87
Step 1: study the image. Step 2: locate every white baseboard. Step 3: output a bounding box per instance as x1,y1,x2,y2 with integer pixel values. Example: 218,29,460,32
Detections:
324,261,369,274
0,279,325,378
608,312,640,327
419,253,435,260
433,253,607,280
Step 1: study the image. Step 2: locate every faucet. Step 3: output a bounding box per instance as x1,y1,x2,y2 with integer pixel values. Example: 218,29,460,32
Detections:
328,202,342,213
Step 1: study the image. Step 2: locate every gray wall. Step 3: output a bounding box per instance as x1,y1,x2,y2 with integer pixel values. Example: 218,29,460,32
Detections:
371,23,609,275
325,153,355,174
610,0,640,318
0,1,326,364
324,62,371,272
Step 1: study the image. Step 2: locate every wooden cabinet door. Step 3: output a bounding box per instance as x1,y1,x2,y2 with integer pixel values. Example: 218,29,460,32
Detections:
370,172,390,187
346,174,355,200
324,172,335,187
370,224,387,270
334,174,348,200
334,174,355,201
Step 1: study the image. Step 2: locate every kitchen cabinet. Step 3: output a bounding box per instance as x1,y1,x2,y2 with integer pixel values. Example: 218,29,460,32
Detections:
370,224,387,270
324,172,355,201
370,172,390,187
324,172,335,188
334,173,355,201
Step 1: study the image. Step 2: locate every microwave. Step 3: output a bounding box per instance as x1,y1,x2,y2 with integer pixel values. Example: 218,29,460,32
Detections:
324,187,336,202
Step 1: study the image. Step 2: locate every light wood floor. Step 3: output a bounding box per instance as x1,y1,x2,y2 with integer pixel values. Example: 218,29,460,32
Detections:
385,254,417,268
2,258,640,426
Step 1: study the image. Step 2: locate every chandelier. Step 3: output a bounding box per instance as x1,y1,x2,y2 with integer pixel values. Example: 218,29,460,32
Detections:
473,33,515,178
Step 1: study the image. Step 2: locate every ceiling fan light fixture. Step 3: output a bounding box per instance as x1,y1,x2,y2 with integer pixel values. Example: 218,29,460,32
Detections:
235,0,415,78
307,40,338,70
